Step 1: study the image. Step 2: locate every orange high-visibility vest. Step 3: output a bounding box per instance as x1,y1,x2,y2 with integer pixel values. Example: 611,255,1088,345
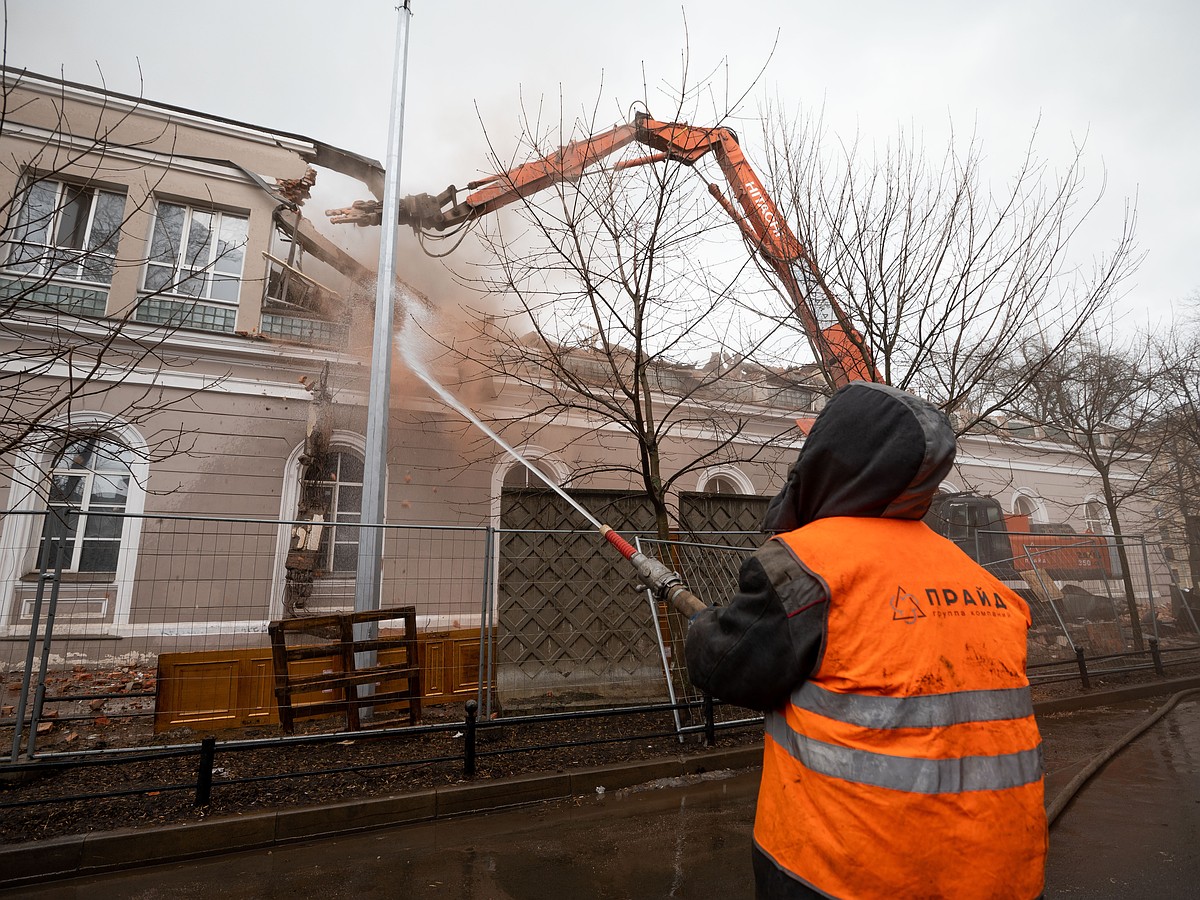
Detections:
756,517,1046,900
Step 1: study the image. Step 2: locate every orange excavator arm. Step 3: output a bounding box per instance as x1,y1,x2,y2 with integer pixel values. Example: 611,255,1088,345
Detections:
327,112,878,388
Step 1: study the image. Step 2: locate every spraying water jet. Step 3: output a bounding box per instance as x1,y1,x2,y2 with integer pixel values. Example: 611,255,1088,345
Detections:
395,296,706,618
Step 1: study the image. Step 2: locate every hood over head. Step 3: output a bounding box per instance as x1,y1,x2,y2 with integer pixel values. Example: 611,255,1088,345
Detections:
763,382,955,533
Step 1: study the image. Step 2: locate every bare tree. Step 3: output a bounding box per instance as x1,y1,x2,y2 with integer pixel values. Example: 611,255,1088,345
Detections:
995,329,1164,649
1149,295,1200,588
758,106,1143,428
430,85,816,540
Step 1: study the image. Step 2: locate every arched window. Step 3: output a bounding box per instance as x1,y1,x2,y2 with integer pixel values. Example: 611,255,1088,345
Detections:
502,460,557,490
39,436,136,573
697,466,756,495
0,417,148,627
1085,499,1110,535
303,448,364,576
1011,490,1046,524
705,476,741,495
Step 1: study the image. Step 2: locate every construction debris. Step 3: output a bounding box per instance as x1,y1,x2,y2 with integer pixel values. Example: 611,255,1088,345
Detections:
275,166,318,206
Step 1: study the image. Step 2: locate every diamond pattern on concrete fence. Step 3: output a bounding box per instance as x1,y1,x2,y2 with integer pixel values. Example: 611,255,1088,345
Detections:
497,488,660,706
679,493,770,537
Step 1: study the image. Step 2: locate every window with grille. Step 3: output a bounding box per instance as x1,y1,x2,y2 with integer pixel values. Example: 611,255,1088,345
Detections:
37,437,135,573
4,179,126,285
144,201,248,303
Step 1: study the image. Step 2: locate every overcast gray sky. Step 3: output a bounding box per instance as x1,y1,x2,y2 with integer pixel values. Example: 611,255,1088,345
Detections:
7,1,1197,320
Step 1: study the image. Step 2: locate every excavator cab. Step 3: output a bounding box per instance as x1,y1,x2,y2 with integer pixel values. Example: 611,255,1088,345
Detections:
924,492,1018,580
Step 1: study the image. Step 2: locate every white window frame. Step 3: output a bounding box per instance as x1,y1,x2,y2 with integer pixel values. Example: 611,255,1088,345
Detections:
1010,489,1048,525
1084,496,1112,535
38,436,137,574
143,199,248,304
272,433,372,620
3,177,127,286
493,449,570,497
695,465,756,496
0,416,148,631
306,448,365,577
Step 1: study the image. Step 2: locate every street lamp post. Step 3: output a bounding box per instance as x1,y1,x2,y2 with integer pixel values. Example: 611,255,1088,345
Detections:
353,2,414,696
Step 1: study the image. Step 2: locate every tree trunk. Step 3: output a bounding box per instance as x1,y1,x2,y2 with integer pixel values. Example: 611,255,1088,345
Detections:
1102,475,1144,651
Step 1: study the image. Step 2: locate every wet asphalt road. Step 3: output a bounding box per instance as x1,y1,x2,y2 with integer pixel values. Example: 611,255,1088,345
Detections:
1044,696,1200,899
18,771,764,900
11,696,1200,899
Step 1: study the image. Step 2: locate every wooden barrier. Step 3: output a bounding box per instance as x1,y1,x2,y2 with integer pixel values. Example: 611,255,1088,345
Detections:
154,627,485,733
268,607,421,734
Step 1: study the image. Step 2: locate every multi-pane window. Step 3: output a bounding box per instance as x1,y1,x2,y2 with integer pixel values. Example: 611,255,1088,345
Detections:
144,201,247,303
305,450,364,575
36,437,135,573
5,179,126,284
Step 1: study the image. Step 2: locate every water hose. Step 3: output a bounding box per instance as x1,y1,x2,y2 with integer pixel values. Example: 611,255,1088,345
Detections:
600,526,707,618
1046,687,1200,827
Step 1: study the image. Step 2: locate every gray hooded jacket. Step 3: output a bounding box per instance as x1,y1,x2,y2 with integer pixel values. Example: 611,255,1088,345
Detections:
683,382,956,711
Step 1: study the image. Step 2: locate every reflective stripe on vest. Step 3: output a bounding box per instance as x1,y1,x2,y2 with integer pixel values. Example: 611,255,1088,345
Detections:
791,680,1035,729
765,708,1043,794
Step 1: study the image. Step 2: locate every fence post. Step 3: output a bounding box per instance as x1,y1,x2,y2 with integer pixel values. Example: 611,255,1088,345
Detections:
478,527,495,719
195,736,217,806
1149,638,1165,677
12,509,69,762
703,694,716,748
1074,647,1090,690
464,699,478,778
1139,537,1161,643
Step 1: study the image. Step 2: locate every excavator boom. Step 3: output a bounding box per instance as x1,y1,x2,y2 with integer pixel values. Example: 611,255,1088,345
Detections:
327,112,878,388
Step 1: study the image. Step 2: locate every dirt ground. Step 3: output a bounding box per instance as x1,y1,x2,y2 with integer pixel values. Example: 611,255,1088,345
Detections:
2,660,1198,846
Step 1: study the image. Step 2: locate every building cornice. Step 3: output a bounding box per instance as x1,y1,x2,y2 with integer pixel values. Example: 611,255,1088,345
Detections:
2,67,318,156
1,122,258,188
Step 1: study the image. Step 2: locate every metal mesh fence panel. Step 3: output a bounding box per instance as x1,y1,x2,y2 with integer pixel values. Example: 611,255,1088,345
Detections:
637,536,758,732
7,504,1192,757
979,530,1196,667
1,510,490,757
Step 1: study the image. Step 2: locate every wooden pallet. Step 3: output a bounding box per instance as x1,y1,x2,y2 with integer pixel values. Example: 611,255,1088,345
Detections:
268,607,422,734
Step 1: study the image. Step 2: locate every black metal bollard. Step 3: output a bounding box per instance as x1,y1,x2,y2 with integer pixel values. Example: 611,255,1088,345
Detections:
464,699,477,778
703,694,716,748
1074,647,1090,690
195,736,217,807
1149,638,1165,677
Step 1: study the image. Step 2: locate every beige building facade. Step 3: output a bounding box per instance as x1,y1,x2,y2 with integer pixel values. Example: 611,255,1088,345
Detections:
0,69,1171,677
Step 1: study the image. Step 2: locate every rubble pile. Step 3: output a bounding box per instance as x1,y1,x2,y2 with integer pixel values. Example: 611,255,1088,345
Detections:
2,665,157,750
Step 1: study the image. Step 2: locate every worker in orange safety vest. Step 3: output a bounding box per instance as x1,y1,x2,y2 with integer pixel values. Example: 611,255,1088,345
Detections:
684,382,1047,900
